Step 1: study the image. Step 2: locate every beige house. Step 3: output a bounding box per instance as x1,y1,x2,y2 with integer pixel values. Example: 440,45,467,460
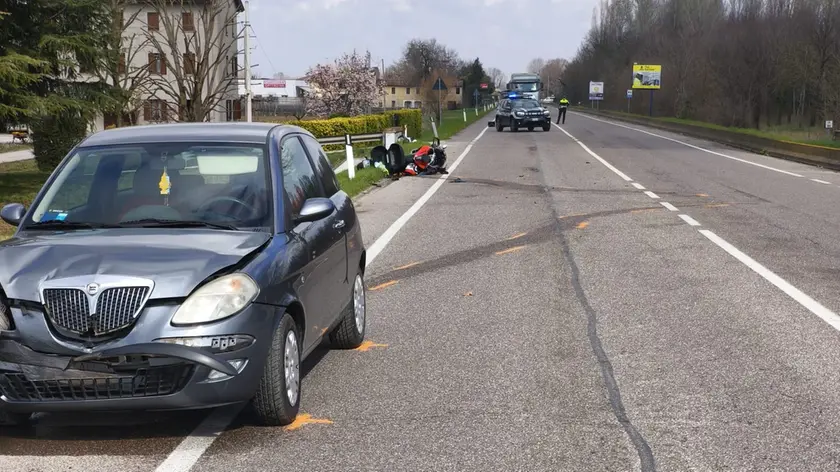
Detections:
90,0,244,132
382,76,464,110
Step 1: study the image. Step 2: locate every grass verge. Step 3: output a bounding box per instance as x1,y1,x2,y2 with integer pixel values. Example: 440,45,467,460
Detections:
336,166,388,198
0,143,33,154
586,109,840,149
0,160,50,239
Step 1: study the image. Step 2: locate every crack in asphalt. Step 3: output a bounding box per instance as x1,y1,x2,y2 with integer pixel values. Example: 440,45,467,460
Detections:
538,184,657,470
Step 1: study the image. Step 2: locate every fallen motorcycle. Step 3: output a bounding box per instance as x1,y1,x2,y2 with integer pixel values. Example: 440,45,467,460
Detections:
404,138,448,176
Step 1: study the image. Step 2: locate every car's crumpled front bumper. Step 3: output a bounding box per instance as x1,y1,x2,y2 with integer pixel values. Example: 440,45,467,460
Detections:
0,303,277,413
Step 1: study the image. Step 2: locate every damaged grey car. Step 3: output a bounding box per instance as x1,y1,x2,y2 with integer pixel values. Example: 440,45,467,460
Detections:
0,122,367,427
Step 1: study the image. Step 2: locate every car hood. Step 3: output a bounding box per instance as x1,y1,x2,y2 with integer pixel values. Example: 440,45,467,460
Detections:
0,228,272,302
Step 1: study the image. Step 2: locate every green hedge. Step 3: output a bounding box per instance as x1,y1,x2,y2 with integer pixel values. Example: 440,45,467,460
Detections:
264,109,423,143
31,112,88,172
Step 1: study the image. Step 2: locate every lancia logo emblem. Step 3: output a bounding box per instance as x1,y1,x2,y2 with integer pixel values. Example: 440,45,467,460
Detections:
86,283,100,295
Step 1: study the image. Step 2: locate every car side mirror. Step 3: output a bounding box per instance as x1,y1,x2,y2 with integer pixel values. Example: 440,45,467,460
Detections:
294,197,335,225
0,203,25,227
487,121,495,127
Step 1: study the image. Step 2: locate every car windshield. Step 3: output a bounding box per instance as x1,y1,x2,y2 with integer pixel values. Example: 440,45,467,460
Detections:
24,142,273,231
511,82,538,92
512,99,540,108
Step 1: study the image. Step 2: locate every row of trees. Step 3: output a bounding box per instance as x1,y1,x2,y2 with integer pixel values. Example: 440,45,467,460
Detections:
302,39,504,120
527,58,570,98
561,0,840,129
1,0,240,133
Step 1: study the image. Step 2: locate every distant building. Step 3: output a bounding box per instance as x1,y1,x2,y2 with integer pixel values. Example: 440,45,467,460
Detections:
381,76,464,110
90,0,244,132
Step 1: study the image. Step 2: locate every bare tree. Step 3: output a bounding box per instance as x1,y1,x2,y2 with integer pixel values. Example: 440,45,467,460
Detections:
97,0,154,128
487,67,506,89
527,58,546,74
142,0,242,122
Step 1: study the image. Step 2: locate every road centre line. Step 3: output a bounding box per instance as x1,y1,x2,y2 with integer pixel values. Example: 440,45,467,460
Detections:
632,183,646,190
155,125,491,472
811,178,831,184
558,123,840,340
574,112,806,178
554,123,633,181
660,202,679,211
643,191,660,199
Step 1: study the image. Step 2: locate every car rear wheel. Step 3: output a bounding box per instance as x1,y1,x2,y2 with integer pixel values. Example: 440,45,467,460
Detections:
252,312,300,426
330,272,366,349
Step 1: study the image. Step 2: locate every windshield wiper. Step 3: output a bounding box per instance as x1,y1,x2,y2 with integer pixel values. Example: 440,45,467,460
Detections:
118,218,239,231
26,221,112,230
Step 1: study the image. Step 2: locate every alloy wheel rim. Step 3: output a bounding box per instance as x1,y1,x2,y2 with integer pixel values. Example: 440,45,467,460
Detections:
284,330,299,406
353,275,365,335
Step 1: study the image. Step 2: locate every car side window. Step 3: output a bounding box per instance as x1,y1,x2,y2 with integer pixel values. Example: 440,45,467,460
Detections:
280,135,324,217
300,135,340,197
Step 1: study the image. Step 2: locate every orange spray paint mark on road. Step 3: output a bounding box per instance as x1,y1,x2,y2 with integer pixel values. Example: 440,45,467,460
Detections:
369,280,398,291
393,261,421,271
495,245,527,256
696,193,710,197
506,232,527,241
576,221,589,229
353,340,389,352
705,203,730,208
283,413,333,432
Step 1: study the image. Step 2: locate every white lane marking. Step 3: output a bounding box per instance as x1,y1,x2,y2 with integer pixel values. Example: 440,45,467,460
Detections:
644,191,660,199
155,126,491,472
811,178,831,184
366,126,489,267
632,182,646,190
574,112,806,178
660,202,679,211
154,404,244,472
554,123,633,181
699,229,840,331
678,214,701,226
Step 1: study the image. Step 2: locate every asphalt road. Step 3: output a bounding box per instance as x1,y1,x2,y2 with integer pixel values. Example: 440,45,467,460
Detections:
5,110,840,471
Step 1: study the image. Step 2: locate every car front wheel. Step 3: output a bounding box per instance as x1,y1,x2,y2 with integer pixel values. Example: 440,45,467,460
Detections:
330,272,366,349
252,312,300,426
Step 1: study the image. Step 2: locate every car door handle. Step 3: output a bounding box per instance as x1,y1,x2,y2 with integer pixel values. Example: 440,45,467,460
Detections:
333,220,345,229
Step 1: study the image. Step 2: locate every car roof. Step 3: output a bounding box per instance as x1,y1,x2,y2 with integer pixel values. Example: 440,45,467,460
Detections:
78,122,313,148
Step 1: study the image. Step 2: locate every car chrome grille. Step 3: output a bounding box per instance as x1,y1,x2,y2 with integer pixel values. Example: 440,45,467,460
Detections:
0,365,194,402
43,286,150,336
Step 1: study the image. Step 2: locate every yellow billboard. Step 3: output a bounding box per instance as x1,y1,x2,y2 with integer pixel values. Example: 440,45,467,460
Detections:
632,65,661,90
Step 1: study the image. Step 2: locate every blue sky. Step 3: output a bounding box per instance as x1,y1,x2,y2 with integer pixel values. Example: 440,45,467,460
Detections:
246,0,598,79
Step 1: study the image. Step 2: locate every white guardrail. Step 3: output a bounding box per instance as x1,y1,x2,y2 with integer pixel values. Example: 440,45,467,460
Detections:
317,126,407,179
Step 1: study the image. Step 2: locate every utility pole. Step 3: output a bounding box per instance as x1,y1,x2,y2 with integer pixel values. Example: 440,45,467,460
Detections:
244,0,252,122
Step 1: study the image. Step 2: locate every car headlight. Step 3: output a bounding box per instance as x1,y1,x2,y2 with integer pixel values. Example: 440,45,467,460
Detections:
171,273,259,326
514,110,525,116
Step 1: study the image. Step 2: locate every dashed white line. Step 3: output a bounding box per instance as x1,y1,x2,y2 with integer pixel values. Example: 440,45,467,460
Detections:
155,125,492,472
574,112,806,178
699,230,840,332
560,117,840,336
660,202,679,212
632,182,646,190
643,191,660,199
678,214,701,226
555,123,633,181
811,178,831,184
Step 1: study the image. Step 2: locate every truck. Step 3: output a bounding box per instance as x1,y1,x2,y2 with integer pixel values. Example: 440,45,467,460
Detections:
505,73,543,101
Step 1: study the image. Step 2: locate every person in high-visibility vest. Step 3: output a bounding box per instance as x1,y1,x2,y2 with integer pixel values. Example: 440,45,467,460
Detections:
557,97,570,124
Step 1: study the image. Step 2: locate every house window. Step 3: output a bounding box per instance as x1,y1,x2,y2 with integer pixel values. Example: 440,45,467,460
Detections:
391,100,396,107
403,101,411,108
415,101,422,108
405,87,410,94
182,12,194,31
144,99,167,122
183,53,196,74
456,87,461,94
147,12,159,31
415,88,419,94
148,53,166,74
226,99,242,121
230,55,238,77
118,53,126,74
391,87,395,94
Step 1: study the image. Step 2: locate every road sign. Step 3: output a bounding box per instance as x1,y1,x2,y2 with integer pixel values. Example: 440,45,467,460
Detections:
432,77,447,90
827,120,834,129
626,89,633,99
589,81,604,101
480,83,488,89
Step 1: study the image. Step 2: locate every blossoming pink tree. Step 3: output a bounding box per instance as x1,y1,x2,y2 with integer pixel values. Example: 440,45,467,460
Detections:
304,50,381,117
